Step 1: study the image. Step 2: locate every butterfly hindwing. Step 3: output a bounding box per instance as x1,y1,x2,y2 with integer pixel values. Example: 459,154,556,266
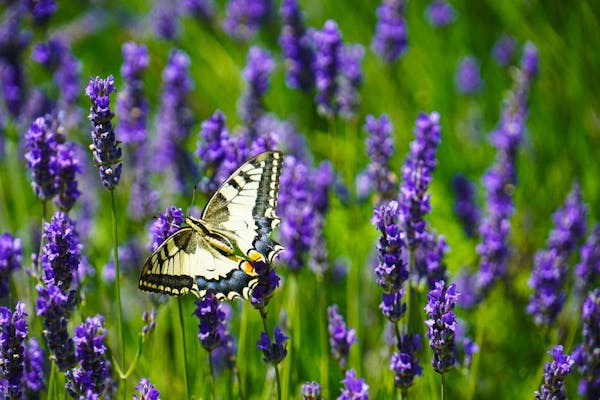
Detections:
138,151,283,300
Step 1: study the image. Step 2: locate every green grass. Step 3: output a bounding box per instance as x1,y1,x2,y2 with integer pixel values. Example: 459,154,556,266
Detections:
1,0,600,398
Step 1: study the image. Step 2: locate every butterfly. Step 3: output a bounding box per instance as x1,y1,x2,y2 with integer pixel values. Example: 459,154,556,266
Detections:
138,151,284,301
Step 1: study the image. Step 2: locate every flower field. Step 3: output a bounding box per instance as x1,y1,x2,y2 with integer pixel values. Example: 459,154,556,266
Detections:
1,0,599,399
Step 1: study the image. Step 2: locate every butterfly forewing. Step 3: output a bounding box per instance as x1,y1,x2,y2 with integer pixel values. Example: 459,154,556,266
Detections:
138,151,284,300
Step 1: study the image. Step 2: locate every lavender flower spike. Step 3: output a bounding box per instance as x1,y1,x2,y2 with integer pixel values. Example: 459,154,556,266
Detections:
337,369,369,400
575,224,600,294
239,46,275,133
194,290,226,352
364,113,397,201
0,232,22,298
372,0,407,63
134,378,161,400
312,20,342,117
372,200,408,292
24,338,45,392
426,0,456,27
148,206,184,252
301,381,322,400
535,345,573,400
0,302,28,399
573,289,600,398
86,75,123,190
24,115,59,201
257,326,288,365
328,305,357,369
455,56,483,95
390,333,422,389
424,280,459,373
223,0,272,41
66,315,112,398
279,0,314,91
452,174,480,238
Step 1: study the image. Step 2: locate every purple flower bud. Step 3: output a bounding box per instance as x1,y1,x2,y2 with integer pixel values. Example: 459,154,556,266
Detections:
535,345,573,400
181,0,215,21
141,309,157,337
455,56,483,94
223,0,272,41
152,0,180,39
24,338,45,392
194,290,226,352
0,233,22,298
250,262,280,310
0,302,28,399
257,326,288,365
25,0,57,25
148,206,184,251
573,289,600,398
363,114,397,201
424,281,459,373
24,115,59,201
239,46,275,133
492,34,516,67
301,381,322,399
337,43,364,121
390,333,422,389
575,224,600,294
328,305,357,369
372,0,407,63
279,0,314,91
0,11,30,117
337,369,369,400
426,0,456,27
134,378,161,400
312,20,342,117
452,174,480,238
413,231,448,289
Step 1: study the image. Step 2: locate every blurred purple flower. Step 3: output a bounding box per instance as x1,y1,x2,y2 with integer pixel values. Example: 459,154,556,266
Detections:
148,206,184,252
152,0,180,40
337,43,364,121
492,34,516,67
372,0,407,63
141,308,157,337
413,231,448,289
424,280,459,373
54,141,81,212
337,369,369,400
0,302,28,399
66,315,112,398
103,240,144,281
117,42,149,147
86,75,123,190
279,0,314,91
24,115,59,201
426,0,455,27
572,289,600,398
210,303,236,374
134,378,161,400
181,0,215,21
302,381,322,399
535,345,573,400
328,305,357,369
223,0,272,41
528,184,587,327
25,0,57,25
0,10,30,117
312,20,342,117
363,113,398,201
372,200,407,293
455,56,483,95
32,38,80,107
452,174,480,238
390,333,422,389
24,337,45,392
575,224,600,294
155,49,197,191
257,326,288,365
399,111,441,249
0,232,22,298
521,41,539,79
239,46,275,134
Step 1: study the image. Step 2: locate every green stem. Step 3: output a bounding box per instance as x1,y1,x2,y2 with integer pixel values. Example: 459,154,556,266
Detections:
48,362,56,400
177,297,191,399
110,190,126,398
259,309,282,400
208,351,216,400
234,361,247,400
318,274,330,399
441,373,446,400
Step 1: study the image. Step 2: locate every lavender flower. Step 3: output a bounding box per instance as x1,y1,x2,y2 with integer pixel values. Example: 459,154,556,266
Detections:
424,280,459,373
492,34,516,67
363,113,397,201
40,211,81,292
0,11,30,117
32,38,80,107
308,162,334,275
196,110,249,194
455,56,483,95
390,333,422,389
141,309,157,337
0,302,28,399
35,283,76,371
301,381,322,400
24,338,45,392
54,141,81,212
24,115,59,201
426,0,456,27
194,290,226,352
575,224,600,294
337,44,364,121
86,75,123,190
327,305,357,369
413,231,448,289
312,20,342,117
528,184,587,326
152,0,180,40
534,345,573,400
521,41,539,79
25,0,57,25
279,0,314,91
155,49,196,191
372,200,407,293
66,315,111,398
0,233,21,298
148,206,184,251
116,42,149,147
250,260,280,310
399,111,441,249
452,174,480,238
181,0,215,21
573,289,600,398
133,378,161,400
210,303,236,374
278,156,313,272
372,0,407,63
257,326,288,365
223,0,272,41
239,46,275,134
337,369,369,400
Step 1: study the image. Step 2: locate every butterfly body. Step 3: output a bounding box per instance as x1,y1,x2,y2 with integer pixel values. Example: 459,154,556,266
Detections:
138,151,284,300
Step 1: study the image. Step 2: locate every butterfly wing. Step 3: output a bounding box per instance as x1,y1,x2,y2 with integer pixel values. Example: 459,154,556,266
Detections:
138,227,258,300
201,151,284,263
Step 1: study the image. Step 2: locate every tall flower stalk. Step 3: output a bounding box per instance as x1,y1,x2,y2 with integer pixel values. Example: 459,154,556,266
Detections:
85,75,126,393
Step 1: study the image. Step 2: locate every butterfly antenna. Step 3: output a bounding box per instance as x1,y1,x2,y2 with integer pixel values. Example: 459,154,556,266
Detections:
187,185,198,216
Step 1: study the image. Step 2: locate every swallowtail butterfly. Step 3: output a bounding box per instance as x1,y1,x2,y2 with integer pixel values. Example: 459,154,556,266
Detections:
138,151,284,300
